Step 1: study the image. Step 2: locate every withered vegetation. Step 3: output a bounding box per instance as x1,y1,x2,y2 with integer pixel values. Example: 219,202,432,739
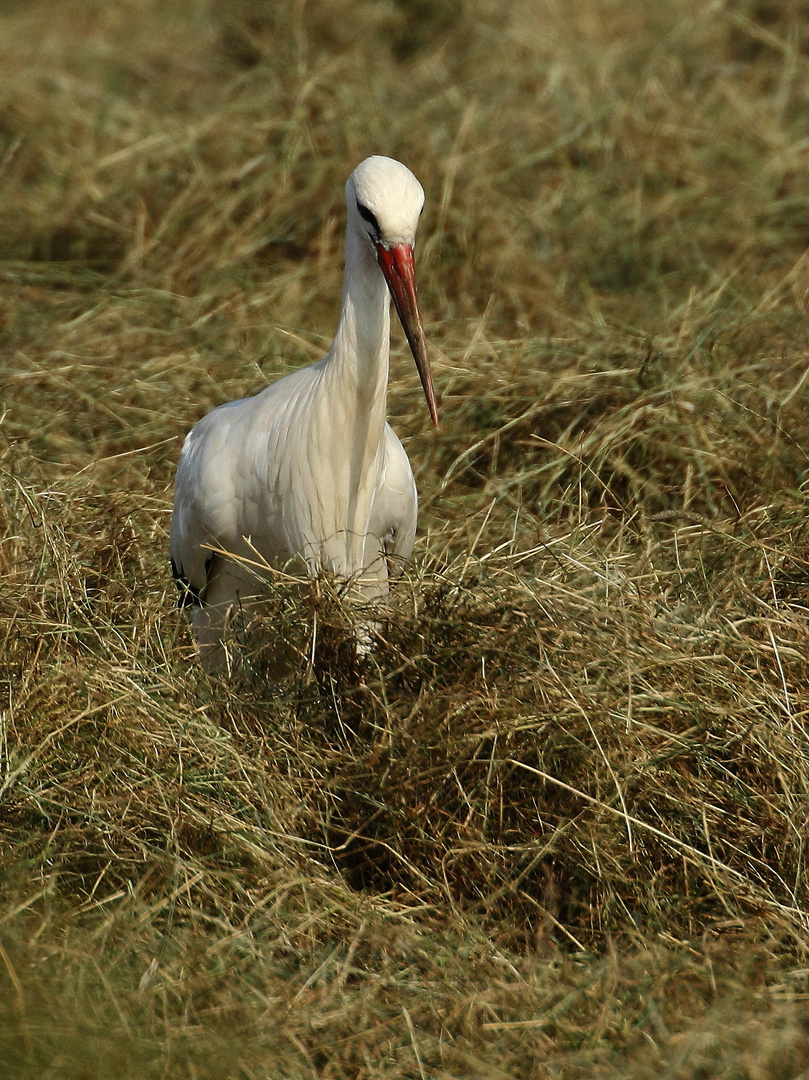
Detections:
3,1,809,1076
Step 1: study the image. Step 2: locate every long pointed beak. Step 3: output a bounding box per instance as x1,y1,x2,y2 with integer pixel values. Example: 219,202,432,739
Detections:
375,241,438,427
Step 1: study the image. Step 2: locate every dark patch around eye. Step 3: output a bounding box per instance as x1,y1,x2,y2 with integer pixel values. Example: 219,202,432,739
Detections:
357,202,380,234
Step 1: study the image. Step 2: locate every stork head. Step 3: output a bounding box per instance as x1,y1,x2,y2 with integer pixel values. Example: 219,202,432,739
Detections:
346,156,438,427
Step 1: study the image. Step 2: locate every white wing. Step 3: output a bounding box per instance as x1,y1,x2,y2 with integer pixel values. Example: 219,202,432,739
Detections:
169,365,319,600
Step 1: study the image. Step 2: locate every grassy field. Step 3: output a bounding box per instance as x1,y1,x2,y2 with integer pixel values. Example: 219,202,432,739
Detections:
3,0,809,1075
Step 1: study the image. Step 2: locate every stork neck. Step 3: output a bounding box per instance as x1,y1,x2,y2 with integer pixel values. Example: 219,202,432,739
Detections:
327,226,391,419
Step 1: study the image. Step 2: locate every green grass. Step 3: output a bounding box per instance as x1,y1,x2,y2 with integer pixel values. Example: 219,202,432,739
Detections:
3,0,809,1075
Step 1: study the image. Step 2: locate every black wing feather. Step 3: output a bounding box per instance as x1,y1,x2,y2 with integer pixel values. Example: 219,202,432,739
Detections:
171,555,212,608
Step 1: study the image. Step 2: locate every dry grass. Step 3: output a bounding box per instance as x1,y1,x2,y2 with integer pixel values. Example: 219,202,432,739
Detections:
3,0,809,1075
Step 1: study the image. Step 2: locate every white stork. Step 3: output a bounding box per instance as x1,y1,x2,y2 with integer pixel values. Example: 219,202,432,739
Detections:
170,156,437,669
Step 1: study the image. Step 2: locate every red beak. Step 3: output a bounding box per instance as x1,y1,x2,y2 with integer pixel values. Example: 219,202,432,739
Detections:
375,242,438,427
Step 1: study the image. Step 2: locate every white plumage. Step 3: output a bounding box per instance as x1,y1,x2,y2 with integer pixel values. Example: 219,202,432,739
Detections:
170,156,437,668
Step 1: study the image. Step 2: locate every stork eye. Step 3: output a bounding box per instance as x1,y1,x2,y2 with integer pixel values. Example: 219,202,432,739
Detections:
357,202,380,234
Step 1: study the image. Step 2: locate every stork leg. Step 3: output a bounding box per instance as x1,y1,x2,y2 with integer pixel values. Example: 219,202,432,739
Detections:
348,538,392,654
189,557,250,673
